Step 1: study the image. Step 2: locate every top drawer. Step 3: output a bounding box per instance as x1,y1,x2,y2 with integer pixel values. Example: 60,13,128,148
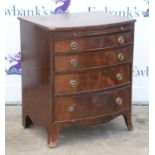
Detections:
54,32,133,53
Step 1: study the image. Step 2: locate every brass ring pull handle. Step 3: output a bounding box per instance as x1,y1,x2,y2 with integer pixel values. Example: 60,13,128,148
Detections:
115,97,123,105
117,36,125,44
69,80,77,88
117,53,125,61
70,59,78,67
116,73,123,81
70,41,78,50
120,27,124,31
67,105,75,113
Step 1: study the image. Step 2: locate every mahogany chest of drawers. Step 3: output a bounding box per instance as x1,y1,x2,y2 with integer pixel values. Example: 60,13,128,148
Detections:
19,12,136,148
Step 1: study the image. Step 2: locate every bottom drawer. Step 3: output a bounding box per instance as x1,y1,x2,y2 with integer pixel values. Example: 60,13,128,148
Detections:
54,85,131,122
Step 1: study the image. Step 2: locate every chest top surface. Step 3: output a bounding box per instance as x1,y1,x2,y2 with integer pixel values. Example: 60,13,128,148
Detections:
18,12,135,30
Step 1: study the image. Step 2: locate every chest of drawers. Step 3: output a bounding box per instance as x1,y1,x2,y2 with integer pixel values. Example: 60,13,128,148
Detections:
19,12,136,148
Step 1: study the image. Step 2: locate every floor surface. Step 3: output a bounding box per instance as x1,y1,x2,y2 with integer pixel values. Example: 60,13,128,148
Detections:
6,105,148,155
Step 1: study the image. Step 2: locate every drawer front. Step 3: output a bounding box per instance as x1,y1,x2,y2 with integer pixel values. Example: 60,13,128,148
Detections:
54,64,131,95
54,32,133,53
54,46,133,72
54,85,131,122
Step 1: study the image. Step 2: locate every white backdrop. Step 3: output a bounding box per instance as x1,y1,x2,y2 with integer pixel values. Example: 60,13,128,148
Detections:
5,0,149,103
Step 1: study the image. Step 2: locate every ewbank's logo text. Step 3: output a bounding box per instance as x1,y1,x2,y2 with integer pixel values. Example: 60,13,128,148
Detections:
5,0,71,16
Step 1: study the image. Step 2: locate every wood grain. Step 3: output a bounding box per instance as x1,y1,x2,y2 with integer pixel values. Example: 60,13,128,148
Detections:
54,46,133,72
54,63,131,94
54,85,131,122
54,32,133,52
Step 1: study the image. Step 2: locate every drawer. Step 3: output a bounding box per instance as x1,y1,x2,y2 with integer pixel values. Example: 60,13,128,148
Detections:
54,63,131,95
54,85,131,122
54,32,133,53
54,46,133,72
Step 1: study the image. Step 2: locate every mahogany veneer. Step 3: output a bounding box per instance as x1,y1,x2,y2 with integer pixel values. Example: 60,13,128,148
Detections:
19,12,136,148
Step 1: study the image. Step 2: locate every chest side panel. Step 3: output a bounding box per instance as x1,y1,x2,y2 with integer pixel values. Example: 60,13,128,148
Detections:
20,21,53,126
